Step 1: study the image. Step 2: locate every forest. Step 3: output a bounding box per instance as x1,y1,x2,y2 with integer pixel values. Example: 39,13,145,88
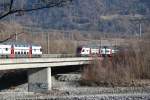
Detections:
0,0,150,37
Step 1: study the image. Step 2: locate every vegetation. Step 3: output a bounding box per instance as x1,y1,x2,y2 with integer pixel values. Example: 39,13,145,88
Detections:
81,38,150,86
0,0,72,19
1,0,150,36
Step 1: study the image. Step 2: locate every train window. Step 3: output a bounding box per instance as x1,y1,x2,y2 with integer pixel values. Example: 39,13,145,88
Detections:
81,49,85,52
5,48,8,51
106,50,110,52
18,52,20,54
21,52,23,54
15,52,17,54
40,48,42,52
27,52,29,54
24,52,26,54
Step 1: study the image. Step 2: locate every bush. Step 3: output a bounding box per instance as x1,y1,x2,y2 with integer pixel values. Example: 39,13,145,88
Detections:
81,39,150,86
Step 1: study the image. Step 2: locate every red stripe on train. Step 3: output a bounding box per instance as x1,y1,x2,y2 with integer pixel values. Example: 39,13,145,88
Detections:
10,45,15,58
29,46,32,58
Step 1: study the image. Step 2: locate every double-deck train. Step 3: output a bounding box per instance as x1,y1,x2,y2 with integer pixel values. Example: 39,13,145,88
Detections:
0,41,117,58
76,46,117,57
0,42,42,58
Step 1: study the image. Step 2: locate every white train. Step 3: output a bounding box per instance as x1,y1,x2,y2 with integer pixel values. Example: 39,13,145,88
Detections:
0,42,42,58
76,46,117,57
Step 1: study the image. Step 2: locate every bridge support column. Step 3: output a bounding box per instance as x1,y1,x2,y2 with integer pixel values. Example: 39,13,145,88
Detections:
28,67,51,93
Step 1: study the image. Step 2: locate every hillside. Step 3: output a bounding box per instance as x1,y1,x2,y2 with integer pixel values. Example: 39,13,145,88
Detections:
2,0,150,36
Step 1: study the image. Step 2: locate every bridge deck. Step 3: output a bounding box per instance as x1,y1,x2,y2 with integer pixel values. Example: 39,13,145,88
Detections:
0,57,95,70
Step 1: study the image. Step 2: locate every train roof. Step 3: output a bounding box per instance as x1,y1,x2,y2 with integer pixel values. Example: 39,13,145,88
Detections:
78,45,113,49
0,41,40,46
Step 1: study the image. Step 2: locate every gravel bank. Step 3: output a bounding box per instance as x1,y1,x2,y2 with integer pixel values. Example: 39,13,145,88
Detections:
0,74,150,100
0,92,150,100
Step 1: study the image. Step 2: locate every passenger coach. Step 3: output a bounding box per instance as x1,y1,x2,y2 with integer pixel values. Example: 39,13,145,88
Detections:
0,41,42,58
76,45,117,57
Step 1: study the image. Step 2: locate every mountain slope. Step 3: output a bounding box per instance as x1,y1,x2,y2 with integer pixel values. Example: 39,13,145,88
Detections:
3,0,150,35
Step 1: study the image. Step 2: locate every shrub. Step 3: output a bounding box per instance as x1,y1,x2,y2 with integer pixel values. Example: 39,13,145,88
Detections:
81,39,150,86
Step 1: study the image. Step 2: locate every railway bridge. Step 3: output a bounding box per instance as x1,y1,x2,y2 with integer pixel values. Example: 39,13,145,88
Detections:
0,57,94,92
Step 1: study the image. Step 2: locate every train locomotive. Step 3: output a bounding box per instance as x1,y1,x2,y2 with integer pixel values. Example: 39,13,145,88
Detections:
0,42,42,58
76,46,117,57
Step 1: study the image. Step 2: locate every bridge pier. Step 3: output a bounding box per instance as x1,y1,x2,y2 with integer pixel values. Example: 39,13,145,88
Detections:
28,67,51,93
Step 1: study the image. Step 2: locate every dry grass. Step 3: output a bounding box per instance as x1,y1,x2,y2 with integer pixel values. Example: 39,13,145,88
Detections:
81,39,150,86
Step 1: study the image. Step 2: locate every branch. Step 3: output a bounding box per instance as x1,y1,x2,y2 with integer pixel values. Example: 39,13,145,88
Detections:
0,33,23,43
9,0,14,11
0,0,72,20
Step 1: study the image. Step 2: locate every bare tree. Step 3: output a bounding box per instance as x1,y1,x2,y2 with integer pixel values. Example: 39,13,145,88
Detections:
0,0,72,19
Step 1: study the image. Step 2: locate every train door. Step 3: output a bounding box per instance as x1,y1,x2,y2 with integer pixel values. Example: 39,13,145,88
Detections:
10,45,15,58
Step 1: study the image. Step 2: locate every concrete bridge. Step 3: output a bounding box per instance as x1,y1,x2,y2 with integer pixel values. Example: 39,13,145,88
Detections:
0,57,93,92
